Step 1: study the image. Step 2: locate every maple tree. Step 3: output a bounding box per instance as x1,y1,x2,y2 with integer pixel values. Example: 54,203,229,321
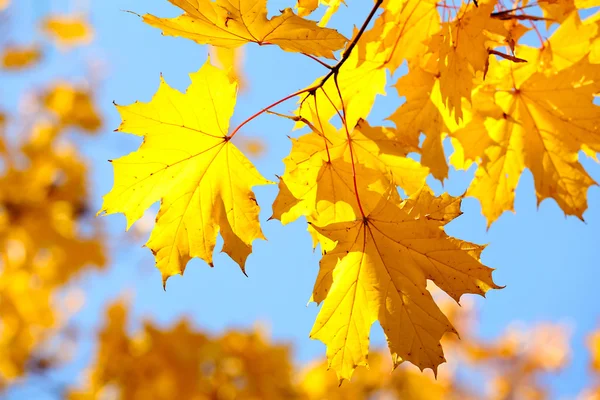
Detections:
97,0,600,382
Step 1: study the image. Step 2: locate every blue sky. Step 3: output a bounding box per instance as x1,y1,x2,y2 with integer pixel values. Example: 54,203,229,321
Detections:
2,0,600,397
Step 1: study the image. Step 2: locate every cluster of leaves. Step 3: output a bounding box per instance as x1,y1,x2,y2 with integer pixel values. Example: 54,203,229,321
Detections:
0,4,104,387
100,0,600,381
67,297,594,400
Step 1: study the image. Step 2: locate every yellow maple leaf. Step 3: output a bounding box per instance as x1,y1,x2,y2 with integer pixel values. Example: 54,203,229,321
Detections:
99,60,271,284
389,59,459,180
352,119,429,192
542,12,598,72
310,195,499,381
537,0,600,27
512,12,599,75
271,133,391,236
429,0,507,121
271,120,426,230
1,45,42,70
453,57,600,224
400,187,463,224
42,15,93,49
143,0,347,59
370,0,440,73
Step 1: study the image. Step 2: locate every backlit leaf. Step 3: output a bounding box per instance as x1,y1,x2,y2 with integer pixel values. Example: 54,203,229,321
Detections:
100,60,271,284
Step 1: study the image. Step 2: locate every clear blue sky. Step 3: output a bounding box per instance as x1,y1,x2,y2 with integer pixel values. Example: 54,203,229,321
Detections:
2,0,600,397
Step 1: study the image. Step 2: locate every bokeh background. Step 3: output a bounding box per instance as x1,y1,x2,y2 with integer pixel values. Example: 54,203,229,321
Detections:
1,0,599,398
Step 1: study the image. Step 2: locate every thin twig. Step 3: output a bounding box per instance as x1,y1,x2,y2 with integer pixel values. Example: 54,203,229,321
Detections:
227,88,312,139
301,53,334,69
313,0,384,92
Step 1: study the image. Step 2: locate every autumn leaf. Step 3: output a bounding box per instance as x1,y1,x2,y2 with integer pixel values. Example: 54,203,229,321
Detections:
400,187,463,224
297,0,319,16
272,119,427,230
370,0,440,73
389,58,457,180
452,56,600,224
43,83,102,132
539,12,598,72
309,194,499,381
429,0,507,121
1,45,42,70
100,60,271,284
42,15,93,48
143,0,347,59
271,131,390,230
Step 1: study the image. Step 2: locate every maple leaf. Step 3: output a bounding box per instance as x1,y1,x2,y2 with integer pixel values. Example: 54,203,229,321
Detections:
271,120,427,230
538,12,598,73
143,0,347,59
504,13,597,79
370,0,440,73
537,0,600,27
400,187,463,224
429,0,507,121
309,194,499,381
99,60,271,284
452,57,600,224
389,59,458,180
